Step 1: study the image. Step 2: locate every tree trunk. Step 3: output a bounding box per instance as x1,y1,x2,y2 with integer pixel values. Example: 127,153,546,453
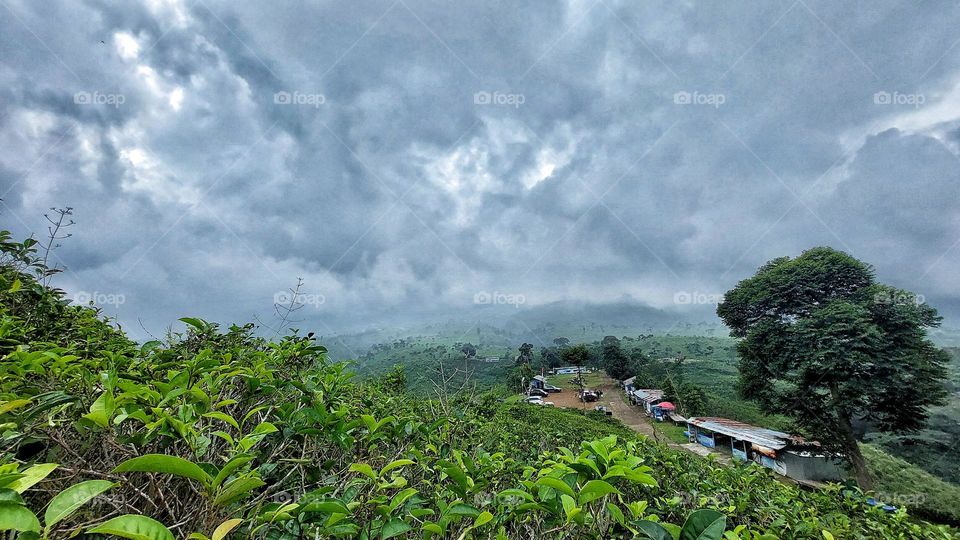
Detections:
839,415,872,490
828,383,872,490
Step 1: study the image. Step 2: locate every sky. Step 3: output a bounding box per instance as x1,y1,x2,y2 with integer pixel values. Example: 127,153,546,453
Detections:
2,0,960,339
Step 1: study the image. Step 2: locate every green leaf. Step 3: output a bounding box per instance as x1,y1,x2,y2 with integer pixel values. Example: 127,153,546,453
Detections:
636,520,674,540
0,474,25,490
113,455,213,489
560,494,581,523
301,499,350,515
388,488,418,512
680,509,726,540
213,455,254,488
211,518,242,540
497,488,535,503
202,412,239,431
606,502,625,525
0,399,31,416
44,480,115,528
0,502,40,532
447,503,481,517
349,463,376,480
83,391,115,428
212,474,265,507
0,489,24,504
380,518,411,539
577,479,620,506
249,421,278,436
422,523,443,535
473,511,493,528
379,459,415,477
535,476,575,498
179,317,207,331
88,514,174,540
7,464,57,493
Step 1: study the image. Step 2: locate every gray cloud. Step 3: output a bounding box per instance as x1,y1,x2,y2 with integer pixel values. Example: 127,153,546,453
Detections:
2,0,960,339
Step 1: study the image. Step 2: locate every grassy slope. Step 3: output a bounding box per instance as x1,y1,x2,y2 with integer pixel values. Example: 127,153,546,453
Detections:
862,444,960,525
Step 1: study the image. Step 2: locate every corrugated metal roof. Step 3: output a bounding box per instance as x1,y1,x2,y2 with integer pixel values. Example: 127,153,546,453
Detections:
632,389,664,402
686,417,804,450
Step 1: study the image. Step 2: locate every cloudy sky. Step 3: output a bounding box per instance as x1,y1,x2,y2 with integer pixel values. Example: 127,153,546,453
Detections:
2,0,960,338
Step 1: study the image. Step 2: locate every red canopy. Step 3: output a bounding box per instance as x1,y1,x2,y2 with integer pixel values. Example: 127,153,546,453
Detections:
657,402,676,410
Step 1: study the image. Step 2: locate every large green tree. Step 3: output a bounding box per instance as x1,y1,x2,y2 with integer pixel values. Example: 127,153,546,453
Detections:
602,336,632,381
515,342,534,365
717,247,948,489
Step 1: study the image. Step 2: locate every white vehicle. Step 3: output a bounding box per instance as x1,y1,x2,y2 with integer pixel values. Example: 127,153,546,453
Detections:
525,396,545,404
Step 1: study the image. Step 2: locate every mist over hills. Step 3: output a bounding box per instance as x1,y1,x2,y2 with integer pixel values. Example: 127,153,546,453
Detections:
320,298,725,362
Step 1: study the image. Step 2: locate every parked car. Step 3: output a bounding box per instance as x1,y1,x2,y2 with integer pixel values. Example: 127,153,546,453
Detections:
579,390,600,402
525,396,545,404
543,384,562,393
528,387,548,397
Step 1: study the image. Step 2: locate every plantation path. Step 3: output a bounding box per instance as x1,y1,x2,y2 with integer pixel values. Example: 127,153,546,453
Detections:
548,374,734,466
549,374,679,448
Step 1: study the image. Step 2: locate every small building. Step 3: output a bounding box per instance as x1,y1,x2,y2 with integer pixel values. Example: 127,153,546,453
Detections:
630,389,664,414
550,366,592,375
685,417,847,483
530,375,561,393
621,376,637,393
482,356,500,363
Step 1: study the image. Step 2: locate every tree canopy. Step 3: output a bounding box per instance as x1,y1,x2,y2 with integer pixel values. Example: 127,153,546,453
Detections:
717,247,949,488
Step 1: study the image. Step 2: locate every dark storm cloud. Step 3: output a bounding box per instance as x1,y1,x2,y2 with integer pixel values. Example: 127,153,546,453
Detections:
2,0,960,338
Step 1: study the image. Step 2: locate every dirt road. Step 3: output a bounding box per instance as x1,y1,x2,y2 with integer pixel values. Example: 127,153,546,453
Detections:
548,374,679,448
